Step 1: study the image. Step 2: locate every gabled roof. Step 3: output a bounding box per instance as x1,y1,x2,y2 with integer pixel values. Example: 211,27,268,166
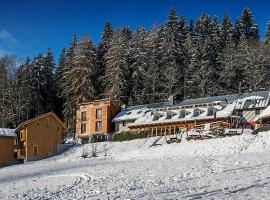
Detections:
0,128,16,137
16,112,66,131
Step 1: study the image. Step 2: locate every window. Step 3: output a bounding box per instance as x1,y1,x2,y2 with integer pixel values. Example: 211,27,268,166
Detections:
81,124,86,134
207,107,216,116
96,109,102,119
122,121,127,127
14,138,18,145
179,110,186,118
46,118,49,126
166,112,173,119
33,145,38,156
36,121,39,126
238,110,243,117
96,121,102,132
255,109,260,115
81,111,87,122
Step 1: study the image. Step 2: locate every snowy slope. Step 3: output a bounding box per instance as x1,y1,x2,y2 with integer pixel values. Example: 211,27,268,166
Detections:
1,132,270,199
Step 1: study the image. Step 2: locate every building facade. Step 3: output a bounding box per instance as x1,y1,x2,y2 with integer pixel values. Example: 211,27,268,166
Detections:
76,99,121,143
16,112,66,162
0,129,17,167
113,91,270,134
75,91,270,141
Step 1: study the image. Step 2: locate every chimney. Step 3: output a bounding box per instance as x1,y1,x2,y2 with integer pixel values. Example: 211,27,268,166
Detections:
168,95,174,106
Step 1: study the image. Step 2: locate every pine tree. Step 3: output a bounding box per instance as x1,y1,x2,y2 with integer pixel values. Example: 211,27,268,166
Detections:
220,13,234,47
188,14,214,97
62,34,78,133
233,8,259,44
188,18,195,36
265,21,270,45
104,29,130,105
232,18,243,45
43,48,56,113
240,8,259,41
143,25,166,103
55,48,66,119
184,33,198,98
0,56,16,127
97,22,113,96
29,54,46,117
239,38,268,91
14,57,32,123
208,16,222,95
218,42,239,94
0,56,19,127
69,35,97,104
129,27,148,105
220,37,267,94
161,8,187,99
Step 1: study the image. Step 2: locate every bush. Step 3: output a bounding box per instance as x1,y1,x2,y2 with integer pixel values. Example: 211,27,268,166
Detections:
81,146,90,158
112,130,148,142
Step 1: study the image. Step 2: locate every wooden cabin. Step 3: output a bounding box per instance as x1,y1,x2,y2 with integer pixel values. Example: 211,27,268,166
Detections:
16,112,66,162
0,129,18,167
76,99,121,143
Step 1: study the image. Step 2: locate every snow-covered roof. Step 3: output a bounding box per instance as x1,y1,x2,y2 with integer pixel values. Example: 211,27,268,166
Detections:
129,104,235,127
234,96,269,110
113,101,171,122
113,107,151,122
113,91,270,126
254,105,270,122
173,91,269,108
0,128,16,137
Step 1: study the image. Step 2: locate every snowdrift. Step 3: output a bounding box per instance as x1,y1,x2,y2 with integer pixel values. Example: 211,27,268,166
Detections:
55,131,270,163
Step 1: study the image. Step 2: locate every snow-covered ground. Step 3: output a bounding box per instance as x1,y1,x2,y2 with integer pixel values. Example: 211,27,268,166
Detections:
1,132,270,199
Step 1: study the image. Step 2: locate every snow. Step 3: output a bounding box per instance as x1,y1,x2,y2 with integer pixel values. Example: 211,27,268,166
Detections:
113,94,270,129
254,104,270,122
0,128,16,137
234,95,268,110
113,107,151,122
2,132,270,199
130,104,234,127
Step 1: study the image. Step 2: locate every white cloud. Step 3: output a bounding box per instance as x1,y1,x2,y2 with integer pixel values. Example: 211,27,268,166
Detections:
0,30,17,44
0,30,19,56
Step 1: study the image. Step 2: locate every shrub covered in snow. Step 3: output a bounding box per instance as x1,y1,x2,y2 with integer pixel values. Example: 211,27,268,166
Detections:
112,130,148,142
81,146,90,158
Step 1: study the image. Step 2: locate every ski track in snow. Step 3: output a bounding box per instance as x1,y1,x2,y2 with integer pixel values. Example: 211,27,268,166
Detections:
1,133,270,199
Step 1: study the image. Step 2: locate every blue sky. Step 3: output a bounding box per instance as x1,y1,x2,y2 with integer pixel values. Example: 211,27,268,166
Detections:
0,0,269,62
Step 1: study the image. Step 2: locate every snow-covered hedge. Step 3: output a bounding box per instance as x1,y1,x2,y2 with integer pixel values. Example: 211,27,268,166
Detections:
112,130,148,142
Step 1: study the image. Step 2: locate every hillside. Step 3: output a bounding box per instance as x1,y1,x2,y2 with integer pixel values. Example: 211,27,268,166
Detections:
1,132,270,199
